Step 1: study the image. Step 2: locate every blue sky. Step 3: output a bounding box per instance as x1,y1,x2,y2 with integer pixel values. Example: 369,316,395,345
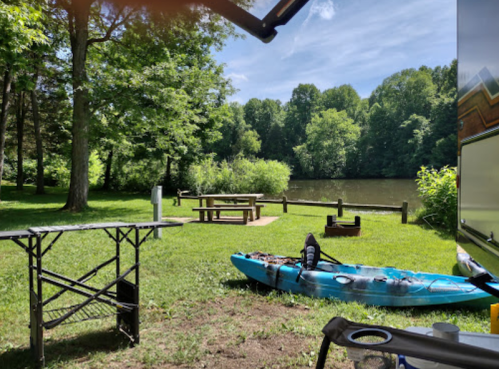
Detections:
214,0,457,104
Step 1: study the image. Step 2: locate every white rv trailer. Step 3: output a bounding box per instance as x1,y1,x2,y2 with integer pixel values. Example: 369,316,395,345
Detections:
457,0,499,280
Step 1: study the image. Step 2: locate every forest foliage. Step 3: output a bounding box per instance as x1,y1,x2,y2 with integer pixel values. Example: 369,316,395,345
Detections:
0,0,457,202
211,61,457,180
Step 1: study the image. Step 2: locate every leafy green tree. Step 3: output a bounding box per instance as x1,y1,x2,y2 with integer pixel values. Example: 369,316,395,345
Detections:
210,102,252,160
243,98,262,132
400,114,432,176
242,98,284,160
320,84,361,120
294,109,360,178
86,10,238,192
236,130,261,156
359,68,436,177
284,83,321,150
428,87,457,168
0,1,46,200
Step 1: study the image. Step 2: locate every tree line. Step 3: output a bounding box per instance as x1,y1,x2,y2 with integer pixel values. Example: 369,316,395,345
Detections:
0,1,456,213
211,60,457,179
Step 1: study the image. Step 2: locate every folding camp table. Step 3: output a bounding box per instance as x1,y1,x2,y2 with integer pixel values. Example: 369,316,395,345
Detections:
0,221,182,367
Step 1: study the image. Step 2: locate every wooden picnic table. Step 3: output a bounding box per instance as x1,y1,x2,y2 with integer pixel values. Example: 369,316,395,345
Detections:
197,194,264,222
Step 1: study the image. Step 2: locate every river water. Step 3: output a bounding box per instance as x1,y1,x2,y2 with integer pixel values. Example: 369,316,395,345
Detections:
267,179,422,209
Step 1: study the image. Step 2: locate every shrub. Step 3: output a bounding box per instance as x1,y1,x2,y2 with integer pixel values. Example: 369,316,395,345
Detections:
111,156,165,192
88,151,105,189
416,166,457,232
186,157,290,195
43,151,104,189
187,157,219,195
45,154,71,188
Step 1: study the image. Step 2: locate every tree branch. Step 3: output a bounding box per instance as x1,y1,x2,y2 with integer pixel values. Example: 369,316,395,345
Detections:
56,0,75,37
87,7,137,45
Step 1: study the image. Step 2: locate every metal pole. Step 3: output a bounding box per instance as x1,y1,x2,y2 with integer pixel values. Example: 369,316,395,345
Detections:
151,186,162,239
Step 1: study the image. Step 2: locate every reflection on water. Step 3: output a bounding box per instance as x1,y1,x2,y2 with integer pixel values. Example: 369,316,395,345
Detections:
267,179,422,209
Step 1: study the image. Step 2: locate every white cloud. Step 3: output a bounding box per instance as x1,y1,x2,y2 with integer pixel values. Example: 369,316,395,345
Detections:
310,0,335,20
227,73,249,82
302,0,335,29
284,0,336,59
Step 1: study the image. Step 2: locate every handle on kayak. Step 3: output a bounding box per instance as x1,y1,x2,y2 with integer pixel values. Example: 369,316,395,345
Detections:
333,275,354,284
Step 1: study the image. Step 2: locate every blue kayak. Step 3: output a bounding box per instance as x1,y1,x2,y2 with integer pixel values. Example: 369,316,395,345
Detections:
231,251,499,307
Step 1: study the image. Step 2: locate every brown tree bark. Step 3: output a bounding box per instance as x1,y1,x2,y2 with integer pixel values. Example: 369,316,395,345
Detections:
164,155,172,190
16,91,26,190
102,148,113,190
63,0,91,211
31,72,45,194
61,1,134,211
0,68,13,200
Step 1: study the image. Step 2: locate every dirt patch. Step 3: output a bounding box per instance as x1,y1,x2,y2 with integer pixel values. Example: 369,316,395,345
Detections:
100,296,358,369
163,216,279,226
0,296,396,369
28,296,383,369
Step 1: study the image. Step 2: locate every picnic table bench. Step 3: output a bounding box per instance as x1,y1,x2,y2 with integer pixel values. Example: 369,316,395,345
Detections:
193,194,264,223
212,203,266,219
193,206,255,224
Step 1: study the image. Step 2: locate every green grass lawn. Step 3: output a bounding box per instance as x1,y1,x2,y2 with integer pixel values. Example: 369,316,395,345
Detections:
0,184,491,369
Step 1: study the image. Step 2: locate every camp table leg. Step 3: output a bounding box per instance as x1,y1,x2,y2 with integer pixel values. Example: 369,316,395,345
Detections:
134,227,140,344
116,228,120,328
243,210,248,224
33,234,44,367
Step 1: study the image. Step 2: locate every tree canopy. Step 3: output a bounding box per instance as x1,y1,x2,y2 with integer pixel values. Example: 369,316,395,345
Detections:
211,61,457,180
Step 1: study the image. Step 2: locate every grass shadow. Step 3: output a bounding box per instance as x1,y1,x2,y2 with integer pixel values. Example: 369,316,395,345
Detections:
1,185,151,206
287,213,324,218
0,328,128,369
0,205,152,230
222,278,280,298
403,218,455,241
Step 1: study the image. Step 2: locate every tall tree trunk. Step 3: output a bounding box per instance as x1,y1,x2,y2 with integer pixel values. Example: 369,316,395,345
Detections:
64,1,91,211
16,91,25,190
102,148,113,190
31,72,45,194
164,155,172,190
0,68,13,201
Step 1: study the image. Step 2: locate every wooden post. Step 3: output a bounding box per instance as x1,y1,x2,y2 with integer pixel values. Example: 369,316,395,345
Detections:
177,190,181,207
283,196,288,213
338,198,343,217
199,198,203,207
327,215,333,227
402,201,408,224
